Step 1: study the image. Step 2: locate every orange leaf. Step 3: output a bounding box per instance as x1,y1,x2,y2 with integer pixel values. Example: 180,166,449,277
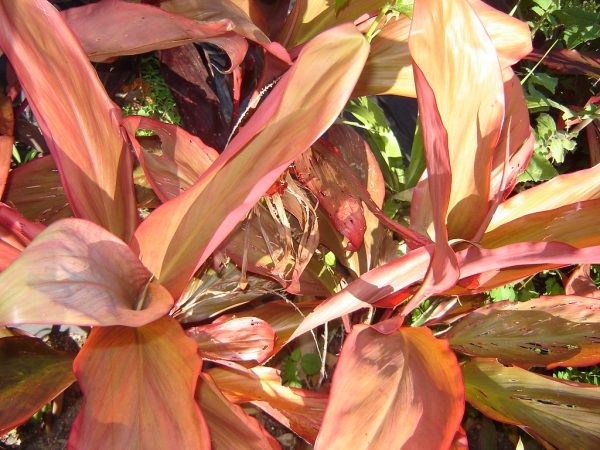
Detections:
0,219,172,327
315,325,464,449
0,0,137,241
132,24,369,298
70,317,209,449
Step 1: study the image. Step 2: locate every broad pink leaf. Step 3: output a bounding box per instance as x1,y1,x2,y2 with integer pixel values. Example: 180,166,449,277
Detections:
355,0,532,97
63,0,248,68
196,372,280,450
565,265,600,298
488,163,600,232
410,62,459,300
0,219,172,327
70,317,209,450
122,116,218,202
443,296,600,368
316,325,463,449
0,0,137,241
0,336,75,435
0,204,44,271
463,358,600,449
209,365,328,443
409,0,505,240
133,24,369,298
187,316,275,364
3,155,72,224
160,0,290,64
482,199,600,248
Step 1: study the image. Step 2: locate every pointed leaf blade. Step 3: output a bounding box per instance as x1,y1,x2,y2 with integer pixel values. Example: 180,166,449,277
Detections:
69,317,210,450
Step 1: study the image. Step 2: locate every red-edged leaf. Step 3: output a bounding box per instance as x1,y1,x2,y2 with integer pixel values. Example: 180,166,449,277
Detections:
132,24,369,298
3,155,72,224
0,336,75,435
208,365,328,443
488,164,600,232
482,199,600,248
316,325,463,449
355,0,532,97
0,204,44,271
122,116,218,202
0,219,172,327
173,264,280,324
443,296,600,368
187,316,275,364
160,0,290,64
463,358,600,449
565,265,600,298
196,372,280,450
291,242,600,340
63,0,248,68
70,317,209,449
409,0,505,240
0,0,137,241
409,61,459,301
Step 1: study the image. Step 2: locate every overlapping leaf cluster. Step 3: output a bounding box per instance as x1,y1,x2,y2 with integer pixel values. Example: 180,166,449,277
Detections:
0,0,599,449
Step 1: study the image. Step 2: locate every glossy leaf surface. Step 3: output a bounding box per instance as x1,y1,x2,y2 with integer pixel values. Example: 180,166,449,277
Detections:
0,219,172,327
444,297,600,368
133,24,369,298
0,336,75,435
70,317,209,449
0,0,137,241
463,358,600,449
0,204,44,271
316,325,463,449
409,0,504,240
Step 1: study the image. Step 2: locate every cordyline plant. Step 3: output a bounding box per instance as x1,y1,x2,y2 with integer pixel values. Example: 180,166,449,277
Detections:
0,0,599,449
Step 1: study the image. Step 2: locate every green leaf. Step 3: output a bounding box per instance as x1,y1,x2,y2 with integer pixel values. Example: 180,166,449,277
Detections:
489,284,516,302
518,152,558,182
300,353,321,376
335,0,349,14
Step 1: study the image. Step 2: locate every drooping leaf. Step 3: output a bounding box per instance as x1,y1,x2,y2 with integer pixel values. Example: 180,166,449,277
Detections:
160,0,290,63
0,136,12,198
208,365,328,443
0,219,172,327
444,296,600,368
316,325,464,449
196,373,280,450
290,241,600,340
0,0,137,241
0,93,13,136
70,317,209,450
122,116,218,202
187,316,275,364
63,0,248,68
133,24,369,298
487,164,600,232
525,48,600,78
409,0,505,240
463,358,600,449
3,155,72,224
0,336,75,435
